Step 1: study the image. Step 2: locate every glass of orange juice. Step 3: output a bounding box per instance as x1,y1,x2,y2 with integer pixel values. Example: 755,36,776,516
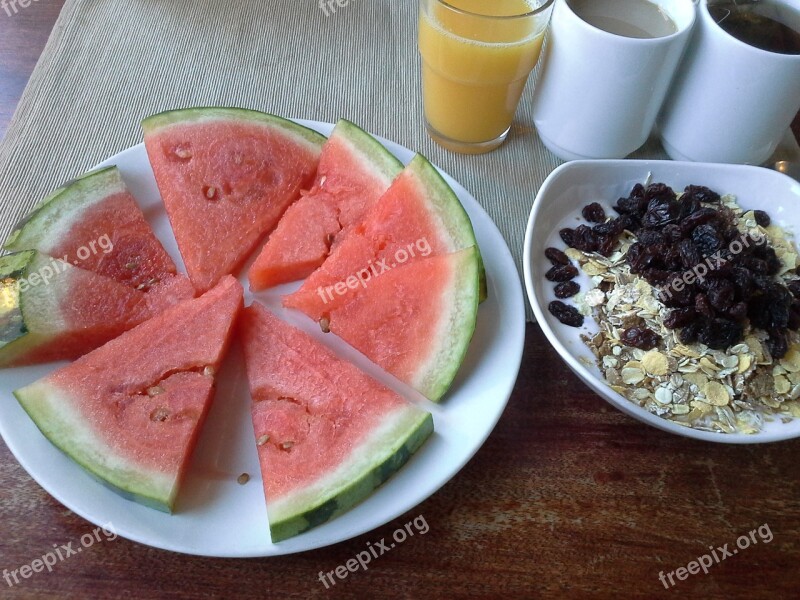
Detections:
418,0,555,154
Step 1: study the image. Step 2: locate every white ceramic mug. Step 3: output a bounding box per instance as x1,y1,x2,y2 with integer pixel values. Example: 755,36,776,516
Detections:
531,0,697,161
658,0,800,165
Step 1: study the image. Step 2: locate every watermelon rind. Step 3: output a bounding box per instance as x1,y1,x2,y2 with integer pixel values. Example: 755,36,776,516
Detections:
142,106,326,151
334,119,404,184
4,166,123,252
14,381,175,511
412,246,481,402
268,407,433,543
404,154,488,302
0,251,86,367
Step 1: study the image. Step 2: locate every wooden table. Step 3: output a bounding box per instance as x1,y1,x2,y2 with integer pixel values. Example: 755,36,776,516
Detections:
1,4,799,599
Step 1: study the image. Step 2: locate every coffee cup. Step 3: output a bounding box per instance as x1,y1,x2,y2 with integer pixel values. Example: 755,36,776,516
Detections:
658,0,800,165
531,0,697,161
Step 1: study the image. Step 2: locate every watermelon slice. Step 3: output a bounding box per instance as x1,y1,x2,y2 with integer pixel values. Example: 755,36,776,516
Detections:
239,303,433,542
4,166,194,308
142,107,326,293
0,250,156,367
248,119,403,290
14,276,243,511
293,247,480,402
285,153,485,316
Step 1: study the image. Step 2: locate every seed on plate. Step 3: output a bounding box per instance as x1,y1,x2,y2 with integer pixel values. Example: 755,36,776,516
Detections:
237,473,250,485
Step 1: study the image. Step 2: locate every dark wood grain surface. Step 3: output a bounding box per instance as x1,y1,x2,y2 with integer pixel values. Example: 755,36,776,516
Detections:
1,3,799,599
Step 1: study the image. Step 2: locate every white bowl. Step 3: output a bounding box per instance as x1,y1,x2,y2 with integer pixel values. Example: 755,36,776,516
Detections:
523,159,800,444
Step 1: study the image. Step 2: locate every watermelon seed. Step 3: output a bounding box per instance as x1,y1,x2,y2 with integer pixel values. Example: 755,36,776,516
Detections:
203,365,215,377
146,385,164,397
257,434,270,446
319,176,327,188
319,317,331,333
281,441,294,450
237,473,250,485
150,407,169,422
204,186,218,200
125,261,139,271
173,147,192,160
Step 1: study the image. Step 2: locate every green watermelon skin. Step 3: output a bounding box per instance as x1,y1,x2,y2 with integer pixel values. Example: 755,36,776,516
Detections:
13,276,243,511
0,250,153,367
142,107,326,293
240,303,433,542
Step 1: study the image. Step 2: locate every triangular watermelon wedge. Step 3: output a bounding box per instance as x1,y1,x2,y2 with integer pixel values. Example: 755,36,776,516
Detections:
239,303,433,542
4,166,194,308
0,250,157,367
248,119,403,290
14,276,243,511
284,153,486,315
289,247,480,402
143,108,326,293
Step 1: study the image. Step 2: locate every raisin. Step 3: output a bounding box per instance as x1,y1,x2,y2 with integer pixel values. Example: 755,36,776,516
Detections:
787,280,800,299
664,307,696,329
621,327,660,350
659,282,695,308
545,247,570,266
644,183,676,204
753,210,771,227
692,224,724,256
548,301,584,327
695,294,715,318
570,225,599,253
706,279,735,312
788,301,800,330
560,228,577,247
679,321,702,344
545,264,578,282
592,218,622,238
698,318,743,350
637,230,665,246
678,239,702,269
662,224,683,243
766,330,789,360
726,302,748,321
683,185,721,204
595,235,616,257
554,281,580,299
679,207,719,236
643,198,680,229
582,202,606,223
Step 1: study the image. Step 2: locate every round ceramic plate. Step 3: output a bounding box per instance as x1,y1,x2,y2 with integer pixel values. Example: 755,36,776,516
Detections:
524,159,800,444
0,120,526,556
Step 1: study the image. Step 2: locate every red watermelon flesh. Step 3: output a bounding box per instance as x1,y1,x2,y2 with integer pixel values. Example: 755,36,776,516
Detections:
239,302,433,541
292,247,480,402
3,166,194,306
248,120,402,290
143,108,325,293
0,251,156,367
13,276,243,510
284,153,483,315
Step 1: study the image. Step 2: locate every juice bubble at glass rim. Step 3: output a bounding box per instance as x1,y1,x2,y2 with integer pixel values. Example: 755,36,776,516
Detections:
418,0,555,154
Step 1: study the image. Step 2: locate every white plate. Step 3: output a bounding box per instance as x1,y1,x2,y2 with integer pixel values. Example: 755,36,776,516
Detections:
524,159,800,444
0,120,526,556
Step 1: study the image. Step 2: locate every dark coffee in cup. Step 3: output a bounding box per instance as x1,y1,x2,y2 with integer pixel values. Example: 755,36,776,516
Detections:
709,1,800,54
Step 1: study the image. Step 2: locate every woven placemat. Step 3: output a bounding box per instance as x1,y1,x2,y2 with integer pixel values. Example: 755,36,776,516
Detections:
1,0,798,321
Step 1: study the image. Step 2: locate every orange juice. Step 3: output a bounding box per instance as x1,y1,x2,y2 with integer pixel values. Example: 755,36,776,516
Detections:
418,0,553,153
